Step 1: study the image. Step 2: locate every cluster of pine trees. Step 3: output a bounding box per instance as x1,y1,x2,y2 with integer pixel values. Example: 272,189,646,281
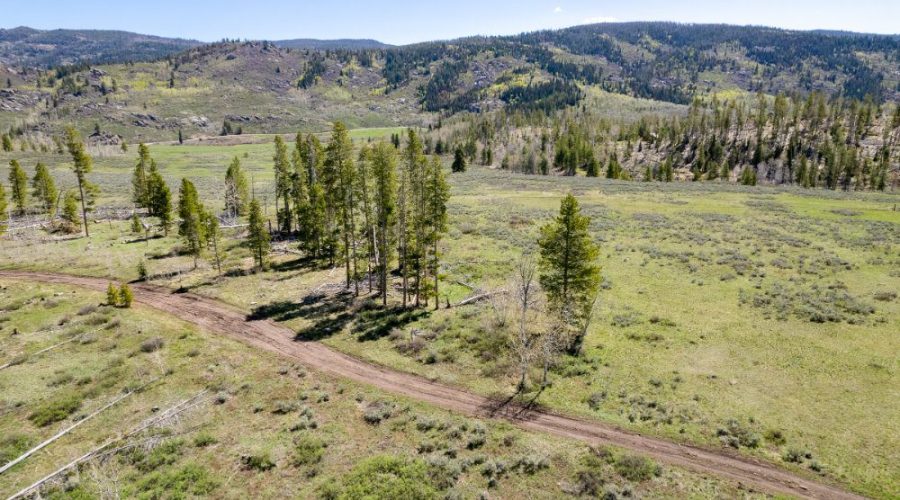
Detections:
0,127,95,235
429,91,898,191
270,124,450,307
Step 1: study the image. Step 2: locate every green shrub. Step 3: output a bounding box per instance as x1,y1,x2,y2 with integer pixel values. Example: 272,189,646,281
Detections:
292,436,327,467
28,393,83,427
613,454,661,482
339,455,439,499
193,433,217,448
133,463,218,499
242,452,276,471
125,439,184,472
0,434,33,465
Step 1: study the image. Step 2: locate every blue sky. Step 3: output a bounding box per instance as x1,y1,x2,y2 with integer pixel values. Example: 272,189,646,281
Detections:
2,0,898,44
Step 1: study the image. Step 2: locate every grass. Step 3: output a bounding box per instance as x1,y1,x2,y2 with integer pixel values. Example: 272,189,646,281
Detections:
0,142,898,497
0,280,749,499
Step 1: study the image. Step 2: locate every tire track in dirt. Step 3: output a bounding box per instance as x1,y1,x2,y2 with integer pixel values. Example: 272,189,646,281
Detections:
0,270,864,499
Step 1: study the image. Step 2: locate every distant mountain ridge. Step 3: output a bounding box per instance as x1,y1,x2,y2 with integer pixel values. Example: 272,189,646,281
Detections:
0,27,202,67
273,38,392,50
0,26,393,67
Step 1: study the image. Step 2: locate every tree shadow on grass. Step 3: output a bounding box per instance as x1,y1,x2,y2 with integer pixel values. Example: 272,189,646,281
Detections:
478,387,547,421
247,292,429,343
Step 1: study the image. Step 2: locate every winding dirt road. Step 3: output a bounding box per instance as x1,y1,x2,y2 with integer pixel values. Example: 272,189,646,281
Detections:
0,270,863,499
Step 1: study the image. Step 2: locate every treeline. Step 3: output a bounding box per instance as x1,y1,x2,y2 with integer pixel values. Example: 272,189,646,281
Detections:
428,91,899,191
0,127,96,235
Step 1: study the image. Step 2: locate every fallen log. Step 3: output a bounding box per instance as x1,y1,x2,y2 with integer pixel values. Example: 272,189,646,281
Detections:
454,289,507,307
6,389,209,500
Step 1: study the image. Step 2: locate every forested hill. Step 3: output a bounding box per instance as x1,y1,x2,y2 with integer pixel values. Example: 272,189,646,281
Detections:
0,22,898,190
0,27,202,67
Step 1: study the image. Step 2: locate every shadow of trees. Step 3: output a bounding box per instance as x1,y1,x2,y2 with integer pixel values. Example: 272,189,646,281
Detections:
247,292,429,343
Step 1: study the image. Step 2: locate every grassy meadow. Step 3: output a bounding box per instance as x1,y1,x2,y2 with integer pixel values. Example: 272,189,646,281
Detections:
0,280,755,499
0,141,898,497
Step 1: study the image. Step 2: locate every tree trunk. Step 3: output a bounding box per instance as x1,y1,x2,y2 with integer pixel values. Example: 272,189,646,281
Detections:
433,240,439,310
78,179,89,237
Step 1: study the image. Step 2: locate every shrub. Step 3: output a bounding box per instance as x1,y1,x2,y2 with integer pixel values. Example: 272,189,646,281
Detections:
764,428,786,446
613,454,660,482
28,393,83,427
716,419,761,449
0,434,33,465
128,439,185,472
137,260,148,281
339,455,439,499
193,433,217,447
242,453,276,471
133,463,218,498
292,436,327,467
363,400,395,424
272,401,298,415
77,304,98,316
783,448,805,463
140,337,164,353
511,454,550,474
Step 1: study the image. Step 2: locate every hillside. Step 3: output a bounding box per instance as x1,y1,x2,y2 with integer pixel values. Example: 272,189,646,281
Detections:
0,22,898,188
0,27,201,67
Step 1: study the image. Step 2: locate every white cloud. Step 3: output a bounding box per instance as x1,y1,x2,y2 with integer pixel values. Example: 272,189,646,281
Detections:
582,16,619,24
553,6,563,13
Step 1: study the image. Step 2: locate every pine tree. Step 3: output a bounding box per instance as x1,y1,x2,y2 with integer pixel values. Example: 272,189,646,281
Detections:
177,178,206,268
224,156,249,218
247,198,270,270
130,212,143,233
147,167,172,235
740,166,758,186
354,145,376,293
325,122,356,289
451,147,466,173
587,157,600,177
8,160,28,215
0,182,7,234
401,129,427,306
538,194,601,355
64,127,96,237
132,143,151,208
119,284,133,308
1,134,11,152
203,210,225,274
296,134,326,258
106,283,120,306
31,162,58,216
273,136,292,232
61,190,80,230
370,142,398,306
424,155,449,309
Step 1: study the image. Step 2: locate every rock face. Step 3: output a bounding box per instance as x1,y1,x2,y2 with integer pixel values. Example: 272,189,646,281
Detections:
88,131,123,145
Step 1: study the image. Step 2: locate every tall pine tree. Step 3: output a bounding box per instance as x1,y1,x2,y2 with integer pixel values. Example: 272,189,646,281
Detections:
247,198,270,270
64,127,96,237
31,162,58,216
177,178,206,268
224,156,249,218
538,194,601,355
370,142,398,306
8,160,28,215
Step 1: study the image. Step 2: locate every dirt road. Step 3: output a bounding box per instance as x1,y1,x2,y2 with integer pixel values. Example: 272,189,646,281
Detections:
0,270,864,499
